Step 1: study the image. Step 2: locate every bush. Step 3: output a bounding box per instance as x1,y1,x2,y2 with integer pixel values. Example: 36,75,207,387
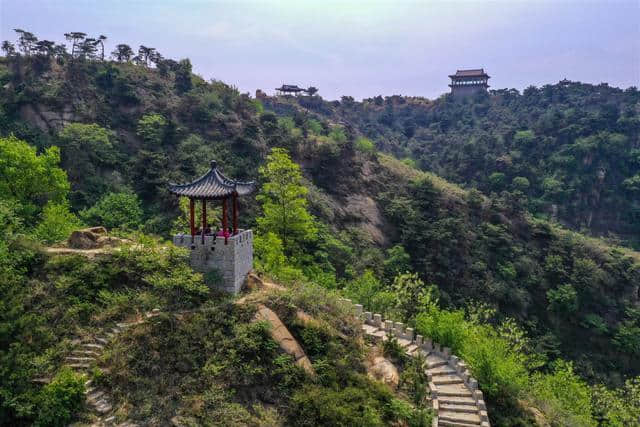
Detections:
547,284,578,314
530,361,595,426
33,201,83,244
354,137,375,154
415,306,468,354
35,367,85,427
80,190,142,230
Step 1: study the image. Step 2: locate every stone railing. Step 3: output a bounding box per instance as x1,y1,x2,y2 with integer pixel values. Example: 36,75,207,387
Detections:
339,299,490,427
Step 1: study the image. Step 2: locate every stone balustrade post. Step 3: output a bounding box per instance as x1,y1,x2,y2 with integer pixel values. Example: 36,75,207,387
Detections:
373,314,382,327
405,327,414,341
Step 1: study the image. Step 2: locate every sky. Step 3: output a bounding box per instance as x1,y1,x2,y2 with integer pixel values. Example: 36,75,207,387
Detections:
1,0,639,100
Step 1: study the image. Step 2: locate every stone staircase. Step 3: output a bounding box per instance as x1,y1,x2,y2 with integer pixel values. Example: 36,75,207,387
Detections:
66,310,161,426
349,300,490,427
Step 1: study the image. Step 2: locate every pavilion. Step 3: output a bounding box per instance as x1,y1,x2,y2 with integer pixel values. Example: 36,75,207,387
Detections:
168,160,256,294
448,69,490,98
275,84,306,96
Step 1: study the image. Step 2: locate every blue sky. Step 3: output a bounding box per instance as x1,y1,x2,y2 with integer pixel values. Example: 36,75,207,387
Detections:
1,0,638,100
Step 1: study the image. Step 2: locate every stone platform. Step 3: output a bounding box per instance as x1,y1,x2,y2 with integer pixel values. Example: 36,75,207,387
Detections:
173,230,253,294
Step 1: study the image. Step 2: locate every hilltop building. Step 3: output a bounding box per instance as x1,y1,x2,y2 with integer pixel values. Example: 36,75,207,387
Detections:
275,84,306,96
449,69,490,98
168,160,255,294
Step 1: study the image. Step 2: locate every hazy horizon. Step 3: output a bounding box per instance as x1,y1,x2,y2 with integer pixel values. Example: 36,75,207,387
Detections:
1,0,639,100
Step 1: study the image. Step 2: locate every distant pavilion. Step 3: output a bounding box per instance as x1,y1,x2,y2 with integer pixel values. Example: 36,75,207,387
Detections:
275,84,306,96
449,69,490,98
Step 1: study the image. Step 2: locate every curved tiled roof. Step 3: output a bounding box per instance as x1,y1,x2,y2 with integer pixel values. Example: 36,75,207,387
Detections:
449,69,490,78
168,160,256,199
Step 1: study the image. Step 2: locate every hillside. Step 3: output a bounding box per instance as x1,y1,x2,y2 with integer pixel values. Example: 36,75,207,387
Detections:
1,39,639,426
263,84,640,249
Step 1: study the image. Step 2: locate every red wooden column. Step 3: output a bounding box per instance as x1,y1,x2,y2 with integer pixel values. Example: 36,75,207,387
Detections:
201,199,207,244
189,198,195,243
232,193,238,235
222,197,228,244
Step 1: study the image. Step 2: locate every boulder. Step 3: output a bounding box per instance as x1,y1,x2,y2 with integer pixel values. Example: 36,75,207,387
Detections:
68,227,106,249
67,227,127,250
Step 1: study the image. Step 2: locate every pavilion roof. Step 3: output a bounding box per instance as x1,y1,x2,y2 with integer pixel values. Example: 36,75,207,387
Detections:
276,84,305,92
168,160,255,199
449,69,490,78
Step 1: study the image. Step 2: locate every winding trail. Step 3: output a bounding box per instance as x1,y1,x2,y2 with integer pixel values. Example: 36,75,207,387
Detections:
67,311,160,426
356,302,490,427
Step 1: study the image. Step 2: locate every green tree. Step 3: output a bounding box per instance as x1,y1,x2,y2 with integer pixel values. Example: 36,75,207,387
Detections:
547,284,578,314
0,135,69,219
392,272,437,322
256,148,316,256
33,201,83,244
57,123,116,184
80,191,143,230
530,361,595,427
383,245,411,283
136,114,167,147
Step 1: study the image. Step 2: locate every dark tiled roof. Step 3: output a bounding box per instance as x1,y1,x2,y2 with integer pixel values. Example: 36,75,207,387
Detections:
449,69,489,78
276,84,305,91
168,160,255,199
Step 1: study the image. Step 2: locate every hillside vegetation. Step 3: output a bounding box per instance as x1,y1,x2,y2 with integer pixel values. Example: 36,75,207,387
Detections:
1,31,639,426
265,83,640,249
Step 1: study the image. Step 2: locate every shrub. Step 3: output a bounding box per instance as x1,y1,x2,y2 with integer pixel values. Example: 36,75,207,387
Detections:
547,284,578,314
80,190,142,230
530,361,595,427
33,201,83,244
355,137,375,154
35,367,85,427
415,306,468,354
512,176,530,191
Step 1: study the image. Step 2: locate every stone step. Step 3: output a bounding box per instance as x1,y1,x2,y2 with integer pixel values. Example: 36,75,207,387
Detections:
66,356,95,363
95,337,109,345
426,357,448,369
84,387,95,395
111,327,122,334
436,384,473,397
104,416,116,424
84,379,93,387
433,375,464,385
438,396,477,406
87,390,105,402
439,410,481,425
72,350,100,357
82,343,104,350
405,344,419,354
440,403,479,414
362,324,380,335
430,367,458,377
438,420,482,427
67,363,91,369
95,401,112,414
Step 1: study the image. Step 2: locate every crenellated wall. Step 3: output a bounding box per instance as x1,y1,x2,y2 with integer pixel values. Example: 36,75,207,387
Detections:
339,298,491,427
173,230,253,294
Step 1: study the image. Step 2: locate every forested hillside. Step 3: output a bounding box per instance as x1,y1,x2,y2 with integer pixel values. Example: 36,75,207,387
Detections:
1,31,639,426
265,83,640,249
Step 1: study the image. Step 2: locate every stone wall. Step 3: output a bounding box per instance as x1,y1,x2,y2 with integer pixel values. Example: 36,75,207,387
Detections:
339,298,491,427
173,230,253,294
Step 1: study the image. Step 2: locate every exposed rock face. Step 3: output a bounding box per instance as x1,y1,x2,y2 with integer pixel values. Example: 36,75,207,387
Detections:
67,227,126,249
253,304,315,376
19,104,77,133
368,356,399,389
